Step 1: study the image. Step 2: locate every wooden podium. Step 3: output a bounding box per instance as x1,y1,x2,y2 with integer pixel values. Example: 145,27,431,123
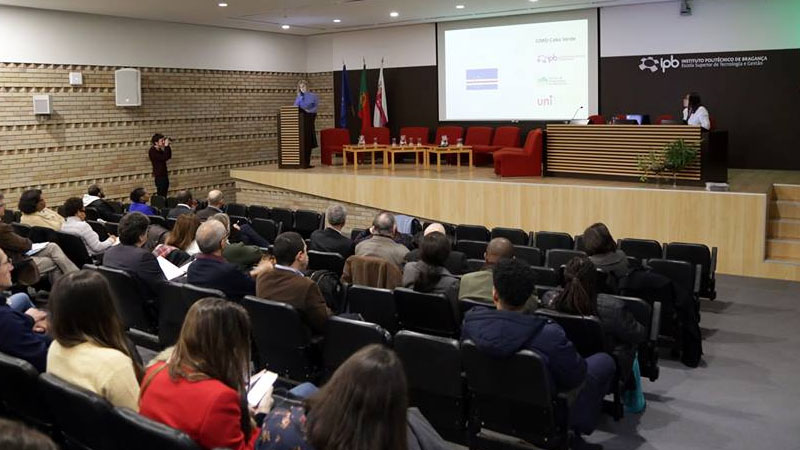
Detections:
278,106,311,169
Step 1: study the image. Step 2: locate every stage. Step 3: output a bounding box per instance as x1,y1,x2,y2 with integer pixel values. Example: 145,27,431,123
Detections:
230,163,800,282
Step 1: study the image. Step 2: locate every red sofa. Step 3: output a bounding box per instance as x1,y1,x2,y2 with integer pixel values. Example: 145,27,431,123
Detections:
472,126,520,166
320,128,350,165
493,128,543,177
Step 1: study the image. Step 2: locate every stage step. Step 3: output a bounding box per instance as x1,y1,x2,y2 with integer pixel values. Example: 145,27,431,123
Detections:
766,239,800,262
766,185,800,263
770,200,800,220
773,184,800,202
768,219,800,240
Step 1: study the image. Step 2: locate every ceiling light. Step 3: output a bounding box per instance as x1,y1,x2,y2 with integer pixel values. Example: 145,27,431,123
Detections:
333,19,341,23
529,0,538,2
281,24,290,29
456,4,465,8
389,11,399,17
217,2,227,6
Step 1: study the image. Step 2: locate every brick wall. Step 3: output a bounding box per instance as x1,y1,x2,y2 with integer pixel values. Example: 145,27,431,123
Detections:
0,62,334,208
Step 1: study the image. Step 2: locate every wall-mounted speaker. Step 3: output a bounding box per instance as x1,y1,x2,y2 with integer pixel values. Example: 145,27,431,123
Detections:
115,68,141,107
32,95,51,114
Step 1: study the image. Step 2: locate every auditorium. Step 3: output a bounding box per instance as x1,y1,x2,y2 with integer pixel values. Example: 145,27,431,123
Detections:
0,0,799,449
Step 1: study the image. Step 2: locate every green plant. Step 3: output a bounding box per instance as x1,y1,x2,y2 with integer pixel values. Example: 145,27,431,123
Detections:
637,139,698,183
637,150,665,182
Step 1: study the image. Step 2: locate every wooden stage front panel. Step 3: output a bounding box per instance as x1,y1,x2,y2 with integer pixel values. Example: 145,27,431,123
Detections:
231,165,800,282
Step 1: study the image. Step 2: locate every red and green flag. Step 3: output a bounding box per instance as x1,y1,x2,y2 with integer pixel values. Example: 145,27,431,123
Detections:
357,62,371,132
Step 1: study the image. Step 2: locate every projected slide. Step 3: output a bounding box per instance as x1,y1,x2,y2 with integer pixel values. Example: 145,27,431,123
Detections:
443,19,589,120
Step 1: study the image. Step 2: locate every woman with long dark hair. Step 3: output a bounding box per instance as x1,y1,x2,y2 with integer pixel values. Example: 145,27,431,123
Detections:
582,222,629,282
682,92,711,130
46,270,143,410
401,231,460,304
139,298,269,450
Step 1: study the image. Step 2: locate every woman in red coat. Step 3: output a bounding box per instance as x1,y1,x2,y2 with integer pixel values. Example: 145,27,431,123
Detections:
139,298,271,450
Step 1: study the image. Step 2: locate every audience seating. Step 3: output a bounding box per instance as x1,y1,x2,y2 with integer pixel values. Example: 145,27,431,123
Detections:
491,227,528,246
534,231,575,253
165,218,177,231
350,228,366,241
166,197,178,208
322,316,391,378
104,222,119,237
461,340,571,450
158,282,227,348
395,331,468,444
150,195,166,209
224,203,248,217
85,206,99,221
574,235,586,252
0,352,53,431
664,242,717,300
147,214,167,228
530,266,560,287
472,126,520,166
55,230,94,267
29,226,57,244
247,205,270,220
320,128,350,165
363,127,391,146
464,258,485,273
514,245,543,266
493,128,543,177
307,250,346,275
646,258,700,299
87,220,109,240
243,296,320,382
455,240,489,260
40,373,116,450
545,249,587,271
612,295,661,382
2,209,16,224
459,298,495,315
345,284,398,334
423,222,456,237
110,407,201,450
395,288,460,338
455,224,490,242
269,207,294,233
11,222,31,238
618,238,663,262
294,209,324,239
251,218,281,244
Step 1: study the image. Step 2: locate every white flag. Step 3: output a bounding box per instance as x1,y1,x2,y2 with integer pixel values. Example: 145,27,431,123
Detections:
373,63,388,127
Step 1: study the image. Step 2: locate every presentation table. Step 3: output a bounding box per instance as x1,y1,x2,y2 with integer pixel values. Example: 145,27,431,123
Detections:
544,124,728,183
384,145,427,170
342,144,388,169
425,145,473,171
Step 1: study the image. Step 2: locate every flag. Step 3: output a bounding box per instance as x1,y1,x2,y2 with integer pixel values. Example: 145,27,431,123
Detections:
466,68,498,90
357,62,371,132
339,64,353,128
373,62,388,127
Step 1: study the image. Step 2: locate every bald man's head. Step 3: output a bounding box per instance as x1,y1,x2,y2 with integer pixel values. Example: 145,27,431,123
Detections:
372,212,396,237
424,223,445,236
485,237,514,265
207,190,224,207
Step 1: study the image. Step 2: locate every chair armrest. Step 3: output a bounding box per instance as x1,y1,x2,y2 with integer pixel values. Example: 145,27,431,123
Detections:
710,247,718,279
693,264,702,297
649,301,661,342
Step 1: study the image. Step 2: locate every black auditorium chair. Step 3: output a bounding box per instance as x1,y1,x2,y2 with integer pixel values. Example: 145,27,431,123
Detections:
530,265,560,287
307,250,346,276
29,226,57,244
395,331,468,444
90,265,160,350
247,205,271,220
147,215,167,228
158,282,226,348
2,209,16,224
11,222,31,238
104,222,119,237
166,197,178,208
55,231,94,267
618,238,663,262
350,228,366,241
294,209,325,239
322,316,391,378
111,407,201,450
243,296,320,382
534,231,574,253
664,242,717,300
165,218,177,231
0,352,54,431
464,258,485,273
225,203,248,218
461,340,571,450
455,240,488,260
84,207,99,221
88,220,109,240
574,234,586,252
646,258,700,300
459,298,495,316
40,373,116,450
394,288,460,338
613,295,661,381
150,195,166,210
251,218,281,244
545,249,587,271
536,285,558,299
455,224,490,242
345,285,398,334
490,227,529,246
269,207,294,233
108,201,125,214
514,245,543,266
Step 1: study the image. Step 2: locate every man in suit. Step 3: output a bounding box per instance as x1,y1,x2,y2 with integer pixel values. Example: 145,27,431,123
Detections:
81,185,116,221
256,231,331,334
354,212,409,267
187,220,271,301
309,204,353,258
167,190,196,219
405,223,467,274
458,237,515,302
196,190,225,221
102,212,165,299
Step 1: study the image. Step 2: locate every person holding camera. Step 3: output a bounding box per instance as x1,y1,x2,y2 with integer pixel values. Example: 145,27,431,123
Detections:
148,133,172,197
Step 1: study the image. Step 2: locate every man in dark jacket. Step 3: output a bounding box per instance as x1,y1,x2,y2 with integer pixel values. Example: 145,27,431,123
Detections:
82,185,116,221
102,212,165,299
167,190,196,219
461,258,615,449
149,133,172,197
309,204,354,258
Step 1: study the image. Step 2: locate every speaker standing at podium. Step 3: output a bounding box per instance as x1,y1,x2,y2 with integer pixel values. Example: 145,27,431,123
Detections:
294,79,318,166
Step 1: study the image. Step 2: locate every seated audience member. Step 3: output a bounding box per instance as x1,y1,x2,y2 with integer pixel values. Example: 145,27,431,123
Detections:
543,256,646,384
140,298,272,450
0,195,77,283
259,345,432,450
405,223,467,275
18,189,64,231
256,232,331,334
167,190,196,219
129,187,158,216
0,418,59,450
458,237,515,302
60,197,117,256
583,223,629,282
402,231,460,306
208,213,265,269
187,220,271,300
196,189,226,220
355,212,409,267
103,212,165,298
82,184,116,221
309,204,354,258
461,258,615,449
0,249,50,372
153,213,200,265
47,270,143,410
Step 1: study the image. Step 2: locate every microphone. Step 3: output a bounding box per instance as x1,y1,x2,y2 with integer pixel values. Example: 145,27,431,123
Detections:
569,106,584,122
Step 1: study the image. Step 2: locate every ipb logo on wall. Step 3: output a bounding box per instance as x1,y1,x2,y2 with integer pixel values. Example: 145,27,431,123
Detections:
638,55,680,73
637,53,768,74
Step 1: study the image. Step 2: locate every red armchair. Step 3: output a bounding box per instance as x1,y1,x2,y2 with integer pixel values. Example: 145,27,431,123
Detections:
320,128,350,165
493,128,543,177
656,114,675,124
463,127,493,165
472,126,520,166
434,126,464,146
588,115,606,124
363,127,390,145
399,126,429,145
